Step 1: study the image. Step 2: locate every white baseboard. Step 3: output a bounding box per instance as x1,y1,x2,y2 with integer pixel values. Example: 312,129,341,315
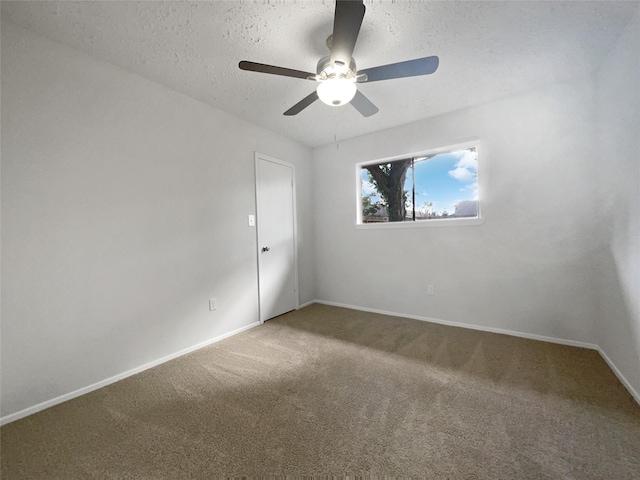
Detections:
4,302,638,426
597,347,640,405
308,300,640,406
297,300,316,309
312,300,599,349
0,321,260,426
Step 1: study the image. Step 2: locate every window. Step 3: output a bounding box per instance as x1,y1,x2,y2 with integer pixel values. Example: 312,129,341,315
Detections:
358,145,480,226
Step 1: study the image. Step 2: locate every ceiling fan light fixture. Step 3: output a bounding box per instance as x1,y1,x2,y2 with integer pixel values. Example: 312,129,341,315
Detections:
317,77,357,106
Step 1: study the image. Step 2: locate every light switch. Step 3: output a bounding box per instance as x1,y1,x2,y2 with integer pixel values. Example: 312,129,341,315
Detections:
248,215,255,227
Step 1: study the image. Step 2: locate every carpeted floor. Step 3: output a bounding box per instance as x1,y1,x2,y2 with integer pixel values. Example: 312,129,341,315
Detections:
2,304,640,478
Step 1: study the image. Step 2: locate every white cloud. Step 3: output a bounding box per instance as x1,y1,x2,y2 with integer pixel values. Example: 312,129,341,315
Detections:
448,149,478,183
461,181,479,200
361,179,378,197
454,150,478,170
449,167,475,182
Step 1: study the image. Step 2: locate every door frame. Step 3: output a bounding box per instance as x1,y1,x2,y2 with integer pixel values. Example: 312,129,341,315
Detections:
254,152,299,324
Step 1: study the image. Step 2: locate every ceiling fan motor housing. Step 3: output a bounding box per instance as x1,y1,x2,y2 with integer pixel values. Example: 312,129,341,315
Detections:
316,55,357,80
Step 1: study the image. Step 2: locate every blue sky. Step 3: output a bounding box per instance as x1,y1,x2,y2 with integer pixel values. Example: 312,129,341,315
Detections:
361,148,478,216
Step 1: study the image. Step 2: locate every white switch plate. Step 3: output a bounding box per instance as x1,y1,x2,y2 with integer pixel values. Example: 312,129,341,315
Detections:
248,215,255,227
427,285,434,296
209,298,217,311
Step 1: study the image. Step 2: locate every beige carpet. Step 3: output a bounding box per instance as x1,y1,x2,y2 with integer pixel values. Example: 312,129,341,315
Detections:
2,304,640,478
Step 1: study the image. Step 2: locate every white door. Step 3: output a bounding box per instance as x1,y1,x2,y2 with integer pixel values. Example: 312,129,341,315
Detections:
255,154,297,322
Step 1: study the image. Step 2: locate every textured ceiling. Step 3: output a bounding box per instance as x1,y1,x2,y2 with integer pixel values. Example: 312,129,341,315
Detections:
2,1,638,147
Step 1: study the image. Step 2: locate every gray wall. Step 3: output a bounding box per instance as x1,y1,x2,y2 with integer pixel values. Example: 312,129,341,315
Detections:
313,77,601,345
594,10,640,396
1,22,314,419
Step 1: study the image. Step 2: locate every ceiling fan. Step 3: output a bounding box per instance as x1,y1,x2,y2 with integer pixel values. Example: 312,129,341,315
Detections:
239,0,439,117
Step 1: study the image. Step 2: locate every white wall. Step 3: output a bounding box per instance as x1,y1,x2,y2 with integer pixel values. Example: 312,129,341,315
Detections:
0,22,314,419
312,77,603,345
594,10,640,396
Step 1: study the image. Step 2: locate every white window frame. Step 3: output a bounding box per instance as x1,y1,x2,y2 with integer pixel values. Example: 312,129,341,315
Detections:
355,140,484,229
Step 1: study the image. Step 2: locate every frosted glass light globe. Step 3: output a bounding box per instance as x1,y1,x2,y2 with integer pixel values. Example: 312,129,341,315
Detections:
317,78,357,106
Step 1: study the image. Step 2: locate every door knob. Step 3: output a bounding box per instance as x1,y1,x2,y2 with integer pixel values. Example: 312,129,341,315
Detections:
262,247,270,252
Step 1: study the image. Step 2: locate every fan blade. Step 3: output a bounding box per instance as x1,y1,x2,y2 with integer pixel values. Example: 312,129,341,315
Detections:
239,61,314,80
350,90,378,117
330,0,366,69
357,56,439,83
284,91,319,116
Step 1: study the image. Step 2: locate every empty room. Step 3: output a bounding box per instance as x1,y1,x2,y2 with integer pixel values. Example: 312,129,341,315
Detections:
1,0,639,478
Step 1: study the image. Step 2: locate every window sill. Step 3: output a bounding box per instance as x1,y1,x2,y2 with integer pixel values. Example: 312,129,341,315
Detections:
355,217,485,229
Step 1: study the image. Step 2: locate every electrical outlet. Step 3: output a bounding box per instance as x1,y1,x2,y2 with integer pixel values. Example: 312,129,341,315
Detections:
209,298,217,311
427,285,434,296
